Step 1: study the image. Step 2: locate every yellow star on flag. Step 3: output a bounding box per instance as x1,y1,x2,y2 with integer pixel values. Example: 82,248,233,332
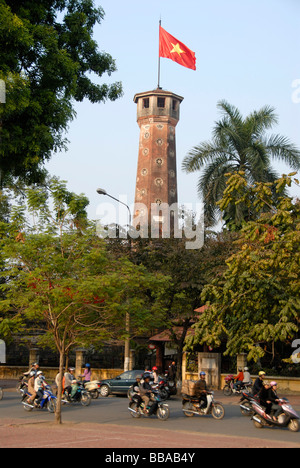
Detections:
170,42,185,56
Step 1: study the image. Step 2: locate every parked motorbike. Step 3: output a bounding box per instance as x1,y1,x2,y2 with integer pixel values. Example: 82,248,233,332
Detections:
0,387,3,400
239,390,260,416
182,392,225,420
22,385,57,413
83,380,101,399
223,375,253,396
63,381,92,406
251,397,300,432
128,391,170,421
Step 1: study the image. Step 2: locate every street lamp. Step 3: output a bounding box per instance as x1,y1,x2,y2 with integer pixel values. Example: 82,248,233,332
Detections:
96,188,132,226
96,188,132,372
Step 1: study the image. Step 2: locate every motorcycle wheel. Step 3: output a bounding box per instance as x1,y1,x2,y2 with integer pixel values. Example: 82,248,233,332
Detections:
0,388,3,400
288,419,300,432
211,403,225,420
47,398,57,413
23,398,34,412
223,385,232,396
240,401,254,417
90,390,99,399
81,392,92,406
157,405,170,421
129,402,141,418
182,401,195,417
159,389,169,401
253,418,265,429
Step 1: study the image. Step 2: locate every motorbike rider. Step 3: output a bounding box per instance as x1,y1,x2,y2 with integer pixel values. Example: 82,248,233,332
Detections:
64,367,75,395
258,381,272,414
132,375,142,408
34,371,47,407
243,367,252,385
70,379,80,400
152,367,159,384
268,381,282,420
139,372,153,413
253,371,266,396
196,371,208,409
79,364,92,383
233,368,244,391
23,362,39,378
27,370,37,404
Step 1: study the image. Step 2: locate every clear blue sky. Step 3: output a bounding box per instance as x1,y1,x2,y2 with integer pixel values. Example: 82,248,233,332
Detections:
45,0,300,223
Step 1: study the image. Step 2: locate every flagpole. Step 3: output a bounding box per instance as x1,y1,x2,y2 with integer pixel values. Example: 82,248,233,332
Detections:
157,19,161,89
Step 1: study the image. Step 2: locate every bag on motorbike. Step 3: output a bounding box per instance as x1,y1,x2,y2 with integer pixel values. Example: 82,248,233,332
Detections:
181,380,200,397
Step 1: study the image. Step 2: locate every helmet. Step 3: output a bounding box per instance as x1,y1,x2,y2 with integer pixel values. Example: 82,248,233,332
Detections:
68,367,75,371
200,371,206,377
244,367,249,371
259,371,266,376
85,363,91,368
36,371,43,376
152,366,158,371
143,372,151,380
29,370,35,377
270,381,277,387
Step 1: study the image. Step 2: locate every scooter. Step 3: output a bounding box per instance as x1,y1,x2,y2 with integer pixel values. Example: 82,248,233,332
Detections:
128,391,170,421
22,386,57,413
83,380,101,399
251,398,300,432
182,392,225,420
223,375,253,396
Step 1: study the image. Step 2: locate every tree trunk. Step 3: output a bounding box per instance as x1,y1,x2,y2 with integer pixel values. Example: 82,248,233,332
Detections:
55,350,64,424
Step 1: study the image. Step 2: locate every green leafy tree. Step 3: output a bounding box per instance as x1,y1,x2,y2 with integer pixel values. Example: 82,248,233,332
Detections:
186,172,300,364
0,0,123,183
182,101,300,228
0,179,169,423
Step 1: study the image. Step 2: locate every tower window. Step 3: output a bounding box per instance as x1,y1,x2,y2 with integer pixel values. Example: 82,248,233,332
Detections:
172,100,178,111
157,97,165,108
143,98,150,108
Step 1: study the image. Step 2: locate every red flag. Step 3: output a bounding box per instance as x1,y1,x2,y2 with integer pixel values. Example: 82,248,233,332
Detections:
159,26,196,71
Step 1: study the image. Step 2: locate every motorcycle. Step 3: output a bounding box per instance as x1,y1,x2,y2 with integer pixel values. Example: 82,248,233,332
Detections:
239,391,260,416
151,379,170,401
63,381,92,406
182,392,225,420
83,380,101,399
223,375,253,396
22,385,57,413
0,387,3,400
128,391,170,421
251,397,300,432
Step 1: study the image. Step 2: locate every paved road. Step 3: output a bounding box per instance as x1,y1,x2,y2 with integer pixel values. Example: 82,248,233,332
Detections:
0,386,300,449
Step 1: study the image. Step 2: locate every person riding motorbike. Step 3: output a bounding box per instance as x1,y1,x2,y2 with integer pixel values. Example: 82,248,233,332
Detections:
268,381,282,420
34,371,47,407
132,375,142,408
27,370,37,404
253,371,266,396
139,373,153,413
196,371,208,408
243,367,252,385
233,368,244,391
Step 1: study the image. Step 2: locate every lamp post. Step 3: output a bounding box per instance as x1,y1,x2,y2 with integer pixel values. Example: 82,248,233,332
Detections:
96,188,132,372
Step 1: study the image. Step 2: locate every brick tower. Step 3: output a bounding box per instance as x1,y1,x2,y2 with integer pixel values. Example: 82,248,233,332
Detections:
133,88,184,234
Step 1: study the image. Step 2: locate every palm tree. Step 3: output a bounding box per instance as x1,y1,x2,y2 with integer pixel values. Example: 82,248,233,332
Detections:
182,100,300,227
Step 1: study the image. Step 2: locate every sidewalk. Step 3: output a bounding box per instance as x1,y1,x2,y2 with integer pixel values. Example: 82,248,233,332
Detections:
0,418,299,448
